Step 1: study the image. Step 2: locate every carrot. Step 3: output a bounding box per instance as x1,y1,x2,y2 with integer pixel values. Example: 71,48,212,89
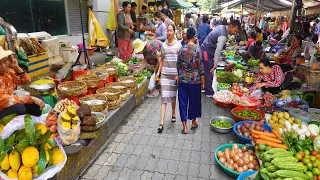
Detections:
255,139,288,150
252,130,276,138
252,134,260,139
257,135,282,144
272,129,283,140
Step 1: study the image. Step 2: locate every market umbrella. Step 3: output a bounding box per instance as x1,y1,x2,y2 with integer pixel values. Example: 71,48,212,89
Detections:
171,0,194,9
88,9,110,47
107,0,118,31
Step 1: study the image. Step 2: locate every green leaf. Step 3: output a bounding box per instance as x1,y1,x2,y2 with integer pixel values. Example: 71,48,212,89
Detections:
47,139,57,149
36,131,52,149
0,137,4,151
15,137,30,154
24,114,36,146
1,114,17,125
35,129,42,140
4,134,15,151
47,148,53,167
260,173,270,180
0,151,8,162
37,147,46,175
15,130,26,142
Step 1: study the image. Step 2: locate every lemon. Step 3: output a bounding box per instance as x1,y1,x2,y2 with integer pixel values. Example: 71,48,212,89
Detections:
52,148,64,165
22,146,39,168
18,165,32,180
35,124,47,135
284,112,290,120
271,116,278,123
1,154,10,170
7,169,18,178
9,150,21,171
0,123,4,133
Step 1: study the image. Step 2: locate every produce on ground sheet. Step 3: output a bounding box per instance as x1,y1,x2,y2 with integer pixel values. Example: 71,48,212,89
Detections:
247,59,260,67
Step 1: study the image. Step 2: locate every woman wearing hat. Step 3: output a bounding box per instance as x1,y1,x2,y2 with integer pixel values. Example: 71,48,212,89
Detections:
0,47,45,119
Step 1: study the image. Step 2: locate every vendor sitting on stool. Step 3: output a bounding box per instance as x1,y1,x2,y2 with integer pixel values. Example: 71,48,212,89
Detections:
0,47,44,119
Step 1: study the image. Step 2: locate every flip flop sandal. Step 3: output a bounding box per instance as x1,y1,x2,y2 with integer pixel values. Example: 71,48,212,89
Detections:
181,129,188,134
157,124,164,133
171,116,176,122
191,124,199,130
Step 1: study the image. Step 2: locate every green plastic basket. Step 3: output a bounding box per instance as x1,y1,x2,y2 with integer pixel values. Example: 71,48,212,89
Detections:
214,144,253,178
217,83,231,91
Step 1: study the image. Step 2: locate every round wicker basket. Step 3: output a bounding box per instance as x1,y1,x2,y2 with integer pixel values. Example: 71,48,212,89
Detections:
58,81,87,96
75,74,103,88
105,82,128,95
108,99,121,110
88,69,109,80
120,90,130,101
128,85,138,94
118,76,137,88
101,65,118,76
96,87,121,101
79,94,108,112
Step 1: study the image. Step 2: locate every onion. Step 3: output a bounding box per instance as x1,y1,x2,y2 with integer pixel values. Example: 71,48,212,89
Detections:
228,159,234,165
232,144,239,151
249,155,254,162
233,155,240,162
227,164,234,171
238,152,243,158
247,162,255,169
237,167,244,173
255,166,259,171
224,149,231,160
244,152,250,158
243,165,249,171
217,151,224,159
253,160,258,166
237,159,245,167
234,163,239,169
243,157,249,165
237,125,241,129
219,157,226,164
248,150,254,155
241,146,248,152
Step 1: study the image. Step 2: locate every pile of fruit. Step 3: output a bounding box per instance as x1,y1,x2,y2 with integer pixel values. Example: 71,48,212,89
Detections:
268,111,302,131
217,144,259,173
0,115,65,179
45,112,58,139
236,121,266,139
229,83,244,93
279,90,292,100
261,92,274,107
58,106,80,145
223,50,236,57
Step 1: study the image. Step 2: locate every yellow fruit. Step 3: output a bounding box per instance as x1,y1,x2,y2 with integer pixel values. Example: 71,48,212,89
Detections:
71,124,77,129
279,119,285,125
32,165,38,176
1,154,10,170
9,150,21,171
22,146,39,168
52,148,64,165
18,165,32,180
45,149,50,164
61,122,71,129
273,112,279,117
288,118,294,124
67,106,77,117
0,123,4,133
45,138,54,150
61,112,71,121
35,124,47,135
7,169,18,178
284,112,290,120
271,116,279,123
277,112,284,119
294,118,302,124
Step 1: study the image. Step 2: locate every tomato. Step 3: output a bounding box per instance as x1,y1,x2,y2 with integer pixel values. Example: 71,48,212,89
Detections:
312,151,319,156
318,175,320,180
316,154,320,159
298,151,305,158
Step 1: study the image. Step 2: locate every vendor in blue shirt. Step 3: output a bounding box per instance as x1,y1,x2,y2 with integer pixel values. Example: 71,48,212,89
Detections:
197,15,211,46
180,29,188,46
247,40,265,60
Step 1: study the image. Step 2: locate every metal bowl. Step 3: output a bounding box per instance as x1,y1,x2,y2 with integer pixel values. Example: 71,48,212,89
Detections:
210,116,235,134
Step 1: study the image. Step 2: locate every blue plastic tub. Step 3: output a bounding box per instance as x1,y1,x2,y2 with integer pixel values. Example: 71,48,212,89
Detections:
233,120,272,144
237,171,257,180
275,99,309,112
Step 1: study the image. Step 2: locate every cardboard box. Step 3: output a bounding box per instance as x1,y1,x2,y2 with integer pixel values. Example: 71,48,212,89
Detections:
41,37,59,57
60,46,78,63
27,38,49,78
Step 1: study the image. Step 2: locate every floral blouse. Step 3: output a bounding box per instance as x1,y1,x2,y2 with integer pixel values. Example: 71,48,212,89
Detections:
0,70,32,110
143,40,164,67
279,45,302,67
177,44,204,84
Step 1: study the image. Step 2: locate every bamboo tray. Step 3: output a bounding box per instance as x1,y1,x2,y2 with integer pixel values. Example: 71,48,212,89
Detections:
100,65,118,76
108,99,121,110
105,82,128,95
96,87,121,101
79,94,108,112
58,81,87,97
120,90,131,101
88,69,109,80
118,76,137,88
76,74,103,88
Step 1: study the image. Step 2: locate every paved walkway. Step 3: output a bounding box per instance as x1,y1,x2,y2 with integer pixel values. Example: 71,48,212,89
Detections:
81,95,236,180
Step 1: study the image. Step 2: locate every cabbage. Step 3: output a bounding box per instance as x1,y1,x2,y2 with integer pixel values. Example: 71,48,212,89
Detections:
314,136,320,151
308,124,319,136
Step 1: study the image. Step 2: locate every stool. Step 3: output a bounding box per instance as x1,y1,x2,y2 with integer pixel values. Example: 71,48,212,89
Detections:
98,78,110,88
60,93,87,106
87,87,98,95
109,75,117,82
72,69,89,80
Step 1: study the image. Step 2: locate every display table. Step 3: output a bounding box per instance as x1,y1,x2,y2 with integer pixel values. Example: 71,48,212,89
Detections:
298,64,320,88
56,79,149,180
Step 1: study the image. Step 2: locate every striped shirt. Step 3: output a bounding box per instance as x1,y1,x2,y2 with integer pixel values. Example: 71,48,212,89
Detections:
162,40,182,75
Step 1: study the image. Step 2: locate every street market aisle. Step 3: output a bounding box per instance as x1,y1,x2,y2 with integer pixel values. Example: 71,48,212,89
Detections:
81,95,235,180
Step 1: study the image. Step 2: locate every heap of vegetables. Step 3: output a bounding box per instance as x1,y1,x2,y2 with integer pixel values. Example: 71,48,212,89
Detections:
223,50,236,57
234,110,262,119
217,72,241,83
247,59,260,67
236,121,266,139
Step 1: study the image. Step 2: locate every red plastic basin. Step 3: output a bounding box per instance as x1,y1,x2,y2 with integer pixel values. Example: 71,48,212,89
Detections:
231,107,265,122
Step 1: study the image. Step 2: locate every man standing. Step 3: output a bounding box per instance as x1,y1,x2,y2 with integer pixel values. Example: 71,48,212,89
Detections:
263,17,271,40
139,5,147,17
200,20,241,97
130,2,137,30
197,15,211,46
185,13,195,28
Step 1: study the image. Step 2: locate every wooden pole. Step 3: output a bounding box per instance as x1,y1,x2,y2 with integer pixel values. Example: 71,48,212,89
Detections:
255,0,260,27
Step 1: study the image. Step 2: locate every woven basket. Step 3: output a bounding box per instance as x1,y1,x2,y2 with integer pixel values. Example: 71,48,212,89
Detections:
118,76,137,88
96,87,121,101
105,82,128,95
58,81,87,96
120,90,131,101
79,94,108,112
101,65,118,76
128,85,138,94
88,69,109,80
75,74,103,88
108,99,121,110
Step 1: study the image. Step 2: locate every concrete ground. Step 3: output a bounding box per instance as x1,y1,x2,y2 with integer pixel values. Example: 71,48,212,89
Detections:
81,95,236,180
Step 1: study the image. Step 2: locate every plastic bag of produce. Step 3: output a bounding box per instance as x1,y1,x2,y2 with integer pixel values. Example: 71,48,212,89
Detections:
148,73,156,91
250,89,263,99
57,111,80,146
212,71,217,93
0,115,67,180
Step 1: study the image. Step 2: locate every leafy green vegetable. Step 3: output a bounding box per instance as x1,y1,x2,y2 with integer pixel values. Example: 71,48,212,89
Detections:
48,147,53,167
211,119,232,128
0,137,4,151
4,134,15,151
248,59,260,67
24,114,36,146
36,131,52,148
37,147,46,175
1,114,17,125
126,57,141,65
47,139,57,149
136,77,145,84
217,83,230,88
138,69,152,78
217,72,241,83
15,137,30,154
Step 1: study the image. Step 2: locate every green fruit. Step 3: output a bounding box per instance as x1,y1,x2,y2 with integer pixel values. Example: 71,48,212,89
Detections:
303,158,311,164
265,146,273,151
303,165,308,172
313,168,320,176
304,150,311,156
305,154,310,159
295,153,303,160
264,162,272,168
258,144,267,151
313,161,320,168
310,156,317,162
306,171,314,179
307,162,313,171
264,154,272,162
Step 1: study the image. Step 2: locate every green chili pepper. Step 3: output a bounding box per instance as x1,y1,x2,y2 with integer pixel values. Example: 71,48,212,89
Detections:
306,145,314,152
294,144,304,152
288,146,297,154
296,140,307,147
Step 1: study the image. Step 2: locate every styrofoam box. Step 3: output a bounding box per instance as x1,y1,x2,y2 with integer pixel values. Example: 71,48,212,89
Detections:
49,55,64,65
59,46,78,63
27,31,51,41
41,37,59,58
59,41,72,48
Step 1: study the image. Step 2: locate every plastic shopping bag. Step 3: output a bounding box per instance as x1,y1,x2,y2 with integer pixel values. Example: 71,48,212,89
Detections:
0,115,67,180
148,73,156,91
212,71,217,94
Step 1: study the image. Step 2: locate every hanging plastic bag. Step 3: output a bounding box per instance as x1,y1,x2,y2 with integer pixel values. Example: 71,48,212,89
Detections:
0,115,67,180
148,73,156,91
212,71,217,94
57,111,80,146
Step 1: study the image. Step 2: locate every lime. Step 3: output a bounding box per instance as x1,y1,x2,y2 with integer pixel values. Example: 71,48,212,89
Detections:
258,144,267,151
263,154,272,162
303,158,311,165
307,162,313,171
313,168,320,176
265,146,273,151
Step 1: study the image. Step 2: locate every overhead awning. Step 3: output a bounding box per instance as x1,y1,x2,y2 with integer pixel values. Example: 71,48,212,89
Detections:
171,0,195,9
